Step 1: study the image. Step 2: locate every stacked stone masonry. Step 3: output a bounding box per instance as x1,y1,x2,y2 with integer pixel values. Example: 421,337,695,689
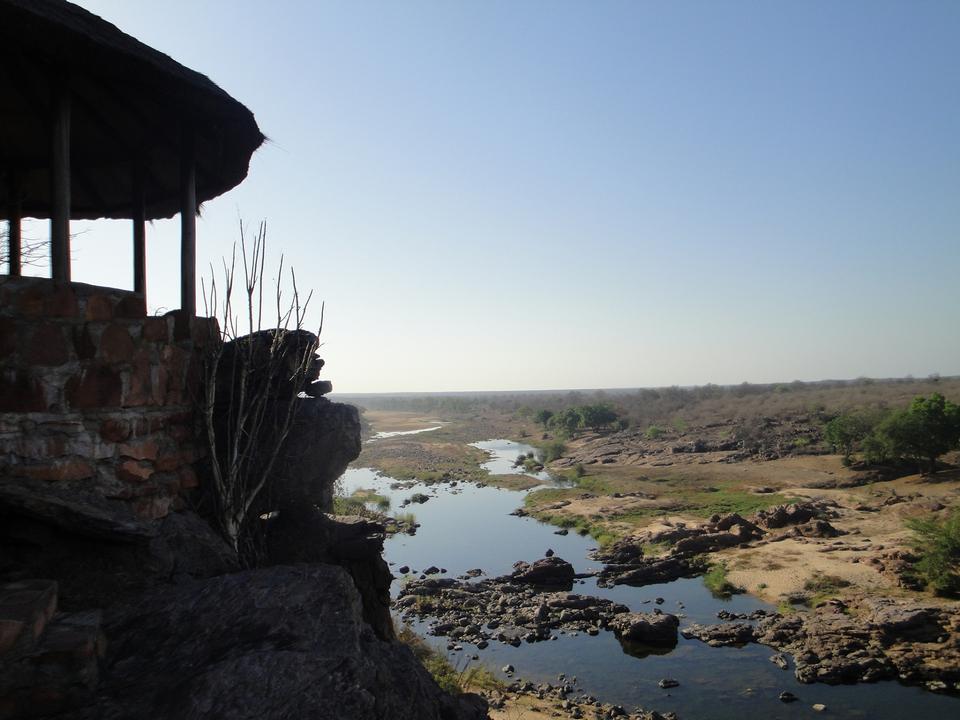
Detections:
0,276,216,520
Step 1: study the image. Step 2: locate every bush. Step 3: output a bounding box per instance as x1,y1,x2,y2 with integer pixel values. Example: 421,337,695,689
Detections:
539,440,567,463
644,425,665,440
868,394,960,473
906,509,960,596
702,563,743,598
824,412,872,460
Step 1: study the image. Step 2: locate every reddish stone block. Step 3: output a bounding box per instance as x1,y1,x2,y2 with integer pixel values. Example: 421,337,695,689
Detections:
43,284,78,318
117,459,154,483
18,458,95,482
100,418,131,443
0,317,17,360
17,435,67,458
99,324,135,363
0,371,46,412
155,447,196,472
114,294,146,319
117,440,159,461
132,495,172,520
73,324,98,360
169,310,192,341
65,366,122,409
152,364,169,405
26,323,69,366
190,316,221,347
16,285,46,317
142,317,169,343
125,353,153,407
167,422,193,442
84,293,114,321
178,465,199,489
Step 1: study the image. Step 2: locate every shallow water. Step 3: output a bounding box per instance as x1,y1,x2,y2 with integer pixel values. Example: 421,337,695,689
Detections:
470,438,553,482
368,425,442,441
338,439,959,719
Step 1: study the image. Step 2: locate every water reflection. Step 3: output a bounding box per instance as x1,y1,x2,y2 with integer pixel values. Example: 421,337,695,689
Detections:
337,445,959,720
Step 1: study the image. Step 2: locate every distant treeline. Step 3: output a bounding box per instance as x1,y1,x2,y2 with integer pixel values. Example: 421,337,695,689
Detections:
335,375,959,428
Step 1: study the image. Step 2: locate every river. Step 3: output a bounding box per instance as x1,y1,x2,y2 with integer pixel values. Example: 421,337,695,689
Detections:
339,437,958,719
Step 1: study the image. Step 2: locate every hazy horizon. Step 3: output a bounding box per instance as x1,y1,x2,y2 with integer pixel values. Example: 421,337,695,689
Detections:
17,1,960,393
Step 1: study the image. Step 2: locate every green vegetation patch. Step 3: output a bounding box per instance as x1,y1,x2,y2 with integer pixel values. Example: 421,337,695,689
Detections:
802,572,852,607
703,562,744,598
482,474,544,491
397,624,503,695
906,507,960,596
332,495,366,515
350,488,391,510
671,487,792,518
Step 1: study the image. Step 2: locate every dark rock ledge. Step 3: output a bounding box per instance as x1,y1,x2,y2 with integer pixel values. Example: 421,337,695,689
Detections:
681,598,960,692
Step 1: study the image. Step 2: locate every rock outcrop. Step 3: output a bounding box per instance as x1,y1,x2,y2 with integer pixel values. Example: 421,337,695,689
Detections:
681,598,960,691
61,565,486,720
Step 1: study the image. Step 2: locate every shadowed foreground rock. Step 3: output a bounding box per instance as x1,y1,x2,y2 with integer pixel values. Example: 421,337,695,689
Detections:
64,565,486,720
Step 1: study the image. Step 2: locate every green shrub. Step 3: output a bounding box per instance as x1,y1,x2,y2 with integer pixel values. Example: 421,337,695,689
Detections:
540,440,567,463
644,425,665,440
906,508,960,596
332,496,366,515
824,412,872,460
702,562,743,598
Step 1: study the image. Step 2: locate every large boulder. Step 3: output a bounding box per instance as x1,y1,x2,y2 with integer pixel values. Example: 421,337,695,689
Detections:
67,565,486,720
610,612,679,645
510,557,575,589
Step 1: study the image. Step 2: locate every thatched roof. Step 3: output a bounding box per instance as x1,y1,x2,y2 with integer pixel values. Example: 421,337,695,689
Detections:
0,0,265,221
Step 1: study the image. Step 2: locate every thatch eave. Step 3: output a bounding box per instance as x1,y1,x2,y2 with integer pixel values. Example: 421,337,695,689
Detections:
0,0,265,221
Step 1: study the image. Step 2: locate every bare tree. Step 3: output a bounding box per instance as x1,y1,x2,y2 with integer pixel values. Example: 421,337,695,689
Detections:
201,221,322,557
2,223,50,272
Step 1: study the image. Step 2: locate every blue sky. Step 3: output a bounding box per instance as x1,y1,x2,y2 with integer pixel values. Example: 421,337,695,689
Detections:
56,1,960,392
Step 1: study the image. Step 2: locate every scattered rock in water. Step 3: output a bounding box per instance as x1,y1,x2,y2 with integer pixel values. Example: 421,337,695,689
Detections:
812,703,827,712
770,653,789,670
545,548,554,557
658,678,679,689
610,612,679,646
554,528,569,536
511,556,576,589
682,596,960,690
398,565,410,574
779,691,798,703
592,540,702,588
395,574,630,646
681,622,756,647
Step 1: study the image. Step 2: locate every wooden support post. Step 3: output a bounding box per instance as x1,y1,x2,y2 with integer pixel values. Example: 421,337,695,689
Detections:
50,84,71,282
132,160,146,297
6,171,21,276
180,125,197,316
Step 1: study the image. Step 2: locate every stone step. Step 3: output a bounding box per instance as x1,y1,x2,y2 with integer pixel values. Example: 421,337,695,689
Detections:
0,580,58,660
0,610,105,719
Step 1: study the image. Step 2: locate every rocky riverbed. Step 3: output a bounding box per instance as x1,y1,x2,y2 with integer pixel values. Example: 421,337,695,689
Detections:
682,596,960,691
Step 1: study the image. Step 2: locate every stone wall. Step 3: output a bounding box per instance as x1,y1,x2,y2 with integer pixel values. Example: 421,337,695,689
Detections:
0,276,215,520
